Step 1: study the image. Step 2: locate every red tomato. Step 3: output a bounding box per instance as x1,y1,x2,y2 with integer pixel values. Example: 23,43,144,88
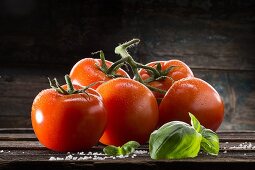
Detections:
31,85,107,152
139,60,194,99
96,78,159,146
159,77,224,131
70,58,130,89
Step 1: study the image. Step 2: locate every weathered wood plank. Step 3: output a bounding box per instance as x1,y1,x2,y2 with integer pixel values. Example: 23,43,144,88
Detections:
0,131,255,169
0,160,254,170
0,116,31,128
1,132,255,142
0,1,254,70
0,134,36,141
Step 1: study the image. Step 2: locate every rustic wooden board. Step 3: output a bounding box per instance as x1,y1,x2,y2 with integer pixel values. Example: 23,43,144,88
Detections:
0,0,254,70
0,129,255,170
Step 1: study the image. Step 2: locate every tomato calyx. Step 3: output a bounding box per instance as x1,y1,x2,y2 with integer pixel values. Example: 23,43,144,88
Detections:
114,39,167,94
48,74,97,95
91,50,127,78
144,63,176,84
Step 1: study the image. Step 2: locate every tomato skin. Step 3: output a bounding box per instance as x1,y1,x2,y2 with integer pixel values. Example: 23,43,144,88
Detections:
70,58,130,89
159,77,224,131
31,86,107,152
96,78,159,146
139,60,194,99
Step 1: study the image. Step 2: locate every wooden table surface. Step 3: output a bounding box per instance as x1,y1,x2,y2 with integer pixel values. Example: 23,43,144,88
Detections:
0,128,255,170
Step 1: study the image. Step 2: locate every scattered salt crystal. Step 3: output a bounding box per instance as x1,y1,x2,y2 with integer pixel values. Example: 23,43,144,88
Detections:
116,155,124,158
79,152,85,155
49,157,56,161
84,156,92,160
252,146,255,149
93,157,105,160
223,147,227,150
88,152,92,155
223,150,227,154
93,152,98,155
65,155,73,160
244,153,247,156
77,157,84,160
134,150,148,154
247,143,252,149
56,157,64,160
0,150,4,153
225,142,229,144
72,157,78,160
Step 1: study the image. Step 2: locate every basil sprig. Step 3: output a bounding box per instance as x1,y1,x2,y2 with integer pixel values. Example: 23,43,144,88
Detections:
149,113,219,159
103,141,140,156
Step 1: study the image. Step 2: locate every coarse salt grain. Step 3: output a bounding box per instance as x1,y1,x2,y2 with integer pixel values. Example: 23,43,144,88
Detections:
49,157,56,161
77,157,84,160
79,152,85,155
244,153,247,156
93,156,105,160
0,150,4,153
65,155,73,160
134,150,148,154
56,157,64,160
225,142,229,144
223,150,227,154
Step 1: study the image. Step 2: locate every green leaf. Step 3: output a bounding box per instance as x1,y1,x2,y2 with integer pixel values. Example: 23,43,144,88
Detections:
162,66,176,75
103,145,121,156
149,121,202,159
200,128,219,155
189,112,202,133
122,141,140,154
103,141,140,156
156,63,162,71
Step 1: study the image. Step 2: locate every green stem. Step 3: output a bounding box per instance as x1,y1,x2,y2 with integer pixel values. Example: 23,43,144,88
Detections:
92,50,108,72
106,57,129,74
136,63,160,77
146,85,167,94
115,39,144,82
65,75,75,93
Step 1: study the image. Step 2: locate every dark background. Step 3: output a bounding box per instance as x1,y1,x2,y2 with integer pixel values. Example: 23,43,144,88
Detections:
0,0,254,130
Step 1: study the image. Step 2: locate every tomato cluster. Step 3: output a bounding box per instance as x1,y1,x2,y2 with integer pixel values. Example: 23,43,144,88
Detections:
31,39,224,152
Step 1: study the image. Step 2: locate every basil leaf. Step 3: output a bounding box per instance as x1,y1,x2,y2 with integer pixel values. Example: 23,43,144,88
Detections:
122,141,140,154
103,141,140,156
103,145,122,156
189,112,202,133
149,121,202,159
200,128,219,155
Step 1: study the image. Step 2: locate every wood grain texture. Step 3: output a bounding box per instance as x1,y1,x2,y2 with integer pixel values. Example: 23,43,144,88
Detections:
0,0,255,129
0,129,255,170
0,0,254,70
